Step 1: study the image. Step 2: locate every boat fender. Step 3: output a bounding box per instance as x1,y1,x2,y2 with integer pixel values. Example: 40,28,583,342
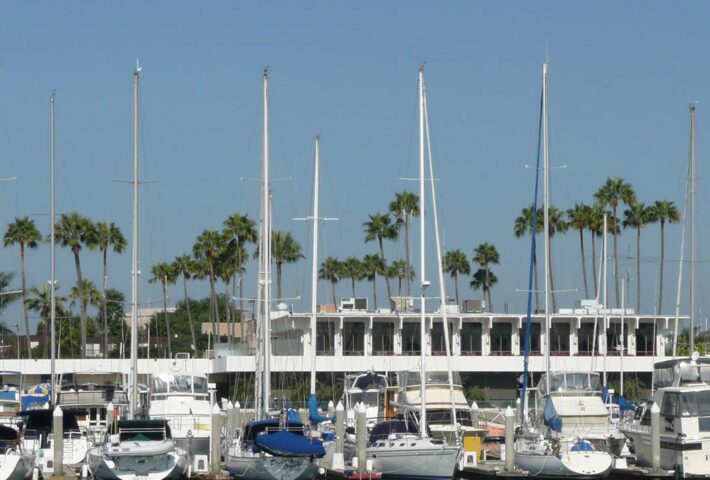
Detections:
81,464,89,478
32,468,38,480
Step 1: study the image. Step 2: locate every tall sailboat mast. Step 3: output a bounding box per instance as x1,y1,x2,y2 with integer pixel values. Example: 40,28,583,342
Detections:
689,103,696,354
261,68,272,416
310,135,320,395
542,62,551,394
418,65,428,438
129,62,141,420
50,93,56,407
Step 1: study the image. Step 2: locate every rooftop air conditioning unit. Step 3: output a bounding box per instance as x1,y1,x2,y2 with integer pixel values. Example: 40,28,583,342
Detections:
390,296,414,312
340,297,368,312
462,299,486,313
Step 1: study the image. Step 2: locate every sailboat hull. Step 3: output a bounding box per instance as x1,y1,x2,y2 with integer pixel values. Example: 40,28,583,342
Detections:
225,454,318,480
0,453,33,480
514,451,613,478
367,437,461,480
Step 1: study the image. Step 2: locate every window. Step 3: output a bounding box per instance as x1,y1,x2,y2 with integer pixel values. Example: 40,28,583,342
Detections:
461,323,482,355
372,322,394,355
343,322,364,355
519,322,541,355
661,392,680,418
402,323,420,355
636,323,655,355
490,323,512,355
431,322,454,355
577,323,596,355
606,322,622,355
316,321,335,355
550,323,570,355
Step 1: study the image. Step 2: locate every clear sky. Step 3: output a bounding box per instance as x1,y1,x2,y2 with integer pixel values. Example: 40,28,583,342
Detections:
0,1,709,334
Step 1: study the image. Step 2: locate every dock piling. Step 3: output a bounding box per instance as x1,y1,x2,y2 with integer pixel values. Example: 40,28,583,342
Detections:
651,402,661,471
504,406,514,472
332,401,345,471
356,402,367,474
53,406,63,476
211,403,222,475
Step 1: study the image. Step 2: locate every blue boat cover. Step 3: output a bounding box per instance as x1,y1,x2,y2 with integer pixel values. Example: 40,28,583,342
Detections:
308,394,334,424
543,396,562,433
0,391,17,402
571,439,594,452
602,387,636,412
255,430,326,458
21,394,48,411
286,409,301,424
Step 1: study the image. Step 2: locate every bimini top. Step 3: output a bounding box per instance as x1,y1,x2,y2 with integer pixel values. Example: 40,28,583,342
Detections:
346,371,388,391
109,419,172,442
20,408,82,433
368,419,430,445
654,357,710,389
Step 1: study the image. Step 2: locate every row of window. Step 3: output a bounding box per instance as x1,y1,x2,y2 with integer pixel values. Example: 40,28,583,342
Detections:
316,321,657,356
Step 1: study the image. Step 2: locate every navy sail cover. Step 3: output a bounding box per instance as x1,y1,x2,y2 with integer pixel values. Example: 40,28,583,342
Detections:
255,430,325,458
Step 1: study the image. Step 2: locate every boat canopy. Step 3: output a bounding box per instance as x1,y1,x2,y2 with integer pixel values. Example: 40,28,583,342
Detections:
109,419,171,442
654,358,710,389
347,372,388,391
255,429,325,458
308,394,334,424
21,408,81,432
243,419,304,444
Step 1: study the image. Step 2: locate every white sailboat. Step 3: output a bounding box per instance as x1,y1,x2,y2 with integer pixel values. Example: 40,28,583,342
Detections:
86,63,189,480
514,62,614,478
366,66,461,480
224,69,325,480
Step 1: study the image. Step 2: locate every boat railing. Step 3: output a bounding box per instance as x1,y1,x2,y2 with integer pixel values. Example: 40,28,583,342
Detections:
154,413,212,433
58,390,129,406
118,426,167,442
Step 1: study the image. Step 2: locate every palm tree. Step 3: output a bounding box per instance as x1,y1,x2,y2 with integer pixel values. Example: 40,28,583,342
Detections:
341,257,364,297
389,191,419,296
149,262,177,359
442,249,470,306
470,268,498,309
650,200,681,314
26,284,66,357
94,221,126,358
623,202,655,313
514,205,543,311
587,204,606,297
567,204,591,299
472,242,500,312
595,177,636,307
4,217,42,358
271,231,305,302
362,253,385,309
318,257,341,306
55,212,97,358
172,254,197,351
223,212,258,326
69,279,101,355
363,213,398,303
389,259,414,297
546,206,569,312
0,272,20,316
193,229,223,337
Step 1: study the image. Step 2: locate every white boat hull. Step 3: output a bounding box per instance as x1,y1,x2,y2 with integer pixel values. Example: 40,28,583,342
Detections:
0,452,33,480
86,446,189,480
514,451,613,477
367,437,461,480
622,428,710,477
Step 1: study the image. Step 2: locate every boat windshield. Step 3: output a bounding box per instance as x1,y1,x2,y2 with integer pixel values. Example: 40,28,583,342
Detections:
151,374,208,395
680,391,710,417
655,362,710,388
538,372,600,395
401,371,463,388
349,392,379,407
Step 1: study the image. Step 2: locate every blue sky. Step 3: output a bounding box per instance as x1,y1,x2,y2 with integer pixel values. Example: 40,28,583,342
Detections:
0,1,709,334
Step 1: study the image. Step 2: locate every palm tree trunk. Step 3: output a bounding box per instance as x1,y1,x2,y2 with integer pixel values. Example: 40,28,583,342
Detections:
485,266,493,312
404,220,411,297
72,248,88,358
658,221,665,314
351,277,356,298
43,316,50,358
208,261,219,338
591,233,598,298
239,271,246,342
533,237,540,312
224,280,232,344
579,229,589,298
20,245,31,359
549,240,557,313
102,248,108,359
378,238,392,302
331,280,337,306
183,275,197,351
397,277,402,297
636,225,641,313
163,282,172,359
454,273,460,307
612,205,621,308
277,262,283,302
372,277,378,310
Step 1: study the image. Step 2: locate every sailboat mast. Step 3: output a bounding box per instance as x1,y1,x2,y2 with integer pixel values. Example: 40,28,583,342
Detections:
50,93,56,407
689,104,696,354
542,62,551,395
129,63,141,420
602,214,608,387
310,135,320,395
261,68,272,415
418,65,428,437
